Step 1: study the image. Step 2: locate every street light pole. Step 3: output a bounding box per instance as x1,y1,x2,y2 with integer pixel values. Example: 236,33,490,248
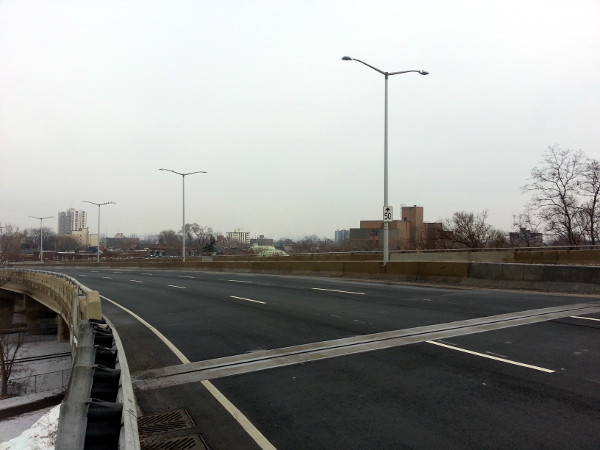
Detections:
159,169,207,262
29,216,53,263
83,201,116,263
342,56,428,265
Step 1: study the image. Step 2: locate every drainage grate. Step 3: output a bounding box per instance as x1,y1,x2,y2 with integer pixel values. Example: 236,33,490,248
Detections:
138,409,195,437
142,435,206,450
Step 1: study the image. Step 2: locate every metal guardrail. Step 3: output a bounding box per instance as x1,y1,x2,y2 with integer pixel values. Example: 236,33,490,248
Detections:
0,269,139,449
56,319,140,450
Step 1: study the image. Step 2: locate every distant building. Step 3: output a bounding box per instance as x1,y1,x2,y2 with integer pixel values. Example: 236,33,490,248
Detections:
70,228,98,247
348,205,442,250
509,228,543,247
250,235,274,246
227,229,250,244
335,229,349,242
58,208,87,235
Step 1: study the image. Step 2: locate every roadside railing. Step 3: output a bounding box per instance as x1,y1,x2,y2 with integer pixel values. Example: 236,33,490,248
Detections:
0,269,139,449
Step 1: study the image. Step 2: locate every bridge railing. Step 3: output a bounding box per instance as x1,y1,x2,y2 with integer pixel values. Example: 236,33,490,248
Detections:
0,269,139,449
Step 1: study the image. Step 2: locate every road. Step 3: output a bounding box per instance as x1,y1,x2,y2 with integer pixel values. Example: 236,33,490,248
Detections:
53,267,600,449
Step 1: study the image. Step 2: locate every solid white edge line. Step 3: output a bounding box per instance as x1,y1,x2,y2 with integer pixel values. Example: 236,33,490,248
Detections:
230,296,266,304
426,340,555,373
312,288,364,295
101,295,277,450
571,315,600,322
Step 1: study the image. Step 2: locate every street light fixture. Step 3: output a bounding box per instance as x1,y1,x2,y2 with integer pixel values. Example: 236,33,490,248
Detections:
83,201,116,263
159,169,207,262
29,216,53,263
342,56,428,266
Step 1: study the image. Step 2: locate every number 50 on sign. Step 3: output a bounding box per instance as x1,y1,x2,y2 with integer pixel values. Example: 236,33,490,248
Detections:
383,206,393,222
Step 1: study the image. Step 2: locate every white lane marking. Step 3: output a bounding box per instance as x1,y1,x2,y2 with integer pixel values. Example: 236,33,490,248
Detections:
168,284,186,289
141,273,154,276
100,295,276,450
353,320,367,324
312,288,365,295
102,277,112,280
230,296,266,305
571,315,600,322
229,279,253,284
426,340,555,373
130,280,142,283
179,275,195,279
78,274,88,277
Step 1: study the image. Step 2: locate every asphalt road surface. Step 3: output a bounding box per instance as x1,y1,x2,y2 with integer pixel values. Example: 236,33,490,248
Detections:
53,267,600,449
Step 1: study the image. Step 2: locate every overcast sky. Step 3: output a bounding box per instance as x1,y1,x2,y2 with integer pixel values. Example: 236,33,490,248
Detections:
1,1,599,240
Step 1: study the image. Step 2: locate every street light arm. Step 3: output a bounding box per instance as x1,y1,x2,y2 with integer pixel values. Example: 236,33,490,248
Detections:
342,56,385,75
83,201,116,207
388,69,429,76
160,168,207,177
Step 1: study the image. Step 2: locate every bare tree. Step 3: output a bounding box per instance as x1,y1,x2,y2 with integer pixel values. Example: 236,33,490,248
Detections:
0,224,25,263
441,210,507,248
577,158,600,245
512,204,543,247
522,145,585,245
0,328,25,397
185,223,215,254
158,229,181,248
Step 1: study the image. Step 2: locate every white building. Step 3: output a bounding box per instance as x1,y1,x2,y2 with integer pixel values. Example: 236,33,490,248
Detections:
58,208,87,235
227,229,250,244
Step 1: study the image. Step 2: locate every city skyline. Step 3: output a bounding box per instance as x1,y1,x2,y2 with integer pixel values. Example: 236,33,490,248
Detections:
1,1,599,239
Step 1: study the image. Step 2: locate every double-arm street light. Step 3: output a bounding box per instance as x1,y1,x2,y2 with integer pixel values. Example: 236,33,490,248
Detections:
29,215,53,263
160,169,207,262
83,201,116,263
342,56,428,266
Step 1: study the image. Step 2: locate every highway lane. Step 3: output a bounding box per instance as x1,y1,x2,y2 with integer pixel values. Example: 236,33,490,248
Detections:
52,267,600,448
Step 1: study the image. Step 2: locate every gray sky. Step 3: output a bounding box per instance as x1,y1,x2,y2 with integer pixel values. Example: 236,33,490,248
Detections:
2,1,599,240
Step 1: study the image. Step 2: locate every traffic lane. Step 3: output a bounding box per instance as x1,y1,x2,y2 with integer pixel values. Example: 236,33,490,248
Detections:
211,342,600,449
61,267,599,335
63,267,598,320
435,315,600,382
53,268,600,363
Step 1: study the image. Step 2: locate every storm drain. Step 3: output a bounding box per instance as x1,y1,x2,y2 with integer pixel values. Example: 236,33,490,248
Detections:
138,409,208,449
138,410,194,437
141,435,206,449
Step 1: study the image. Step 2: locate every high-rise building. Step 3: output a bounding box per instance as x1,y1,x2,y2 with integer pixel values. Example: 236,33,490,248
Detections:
335,229,349,242
227,229,250,244
58,208,87,235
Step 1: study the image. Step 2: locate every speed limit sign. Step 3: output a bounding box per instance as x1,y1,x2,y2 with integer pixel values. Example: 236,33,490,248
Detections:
383,206,393,222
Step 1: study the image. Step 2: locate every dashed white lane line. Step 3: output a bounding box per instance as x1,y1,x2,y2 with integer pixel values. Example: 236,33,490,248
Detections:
102,276,112,279
571,315,600,322
141,273,154,276
100,295,276,450
179,275,195,279
130,280,142,283
312,288,365,295
426,340,555,373
230,296,266,305
168,285,186,289
229,279,253,284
